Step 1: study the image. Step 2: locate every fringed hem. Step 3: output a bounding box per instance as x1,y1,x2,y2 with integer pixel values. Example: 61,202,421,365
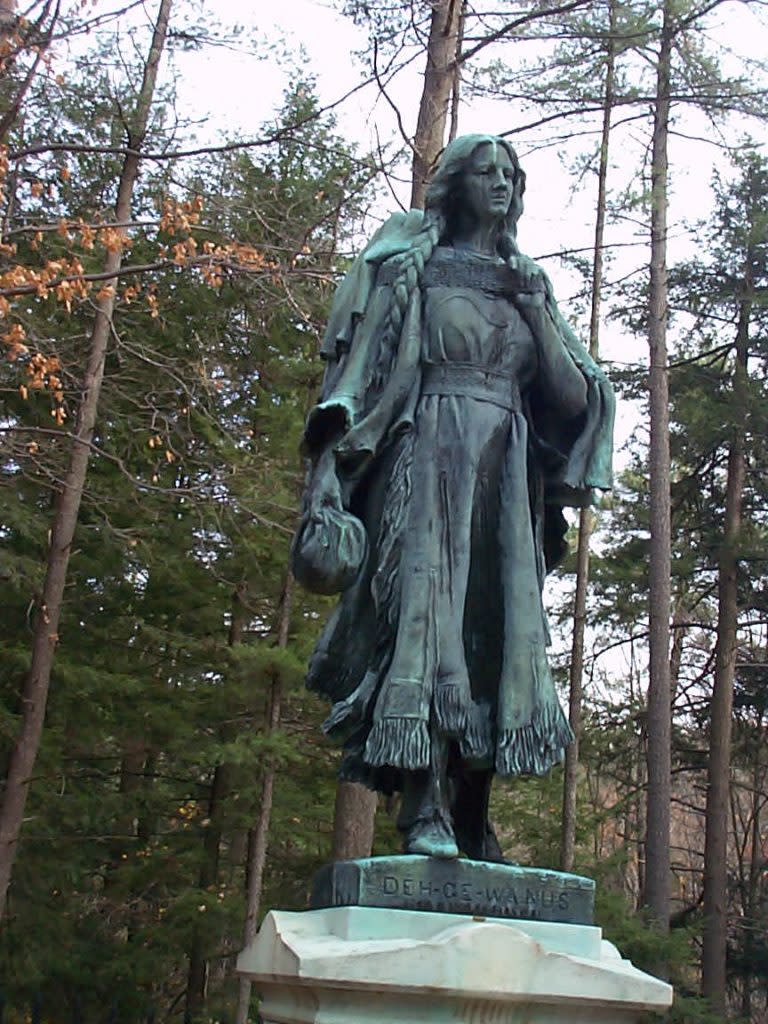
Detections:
434,685,494,760
363,716,430,770
495,701,574,777
434,682,470,737
459,711,494,761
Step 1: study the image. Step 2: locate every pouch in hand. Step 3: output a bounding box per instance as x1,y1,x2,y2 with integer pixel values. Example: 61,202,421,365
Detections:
290,505,368,595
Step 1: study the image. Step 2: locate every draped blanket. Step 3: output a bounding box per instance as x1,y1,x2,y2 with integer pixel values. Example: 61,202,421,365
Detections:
299,212,615,794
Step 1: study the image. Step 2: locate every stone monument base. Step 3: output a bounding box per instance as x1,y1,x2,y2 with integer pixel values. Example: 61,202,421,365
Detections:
236,905,673,1024
310,855,595,924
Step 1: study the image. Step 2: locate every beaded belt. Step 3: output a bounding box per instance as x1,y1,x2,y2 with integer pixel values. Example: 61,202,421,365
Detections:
421,361,521,413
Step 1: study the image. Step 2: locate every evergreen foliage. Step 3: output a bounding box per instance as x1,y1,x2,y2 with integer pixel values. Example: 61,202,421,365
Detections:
0,13,376,1015
0,2,767,1021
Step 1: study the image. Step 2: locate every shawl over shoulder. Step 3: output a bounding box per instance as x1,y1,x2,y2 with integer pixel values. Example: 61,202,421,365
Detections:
307,209,614,509
297,214,615,772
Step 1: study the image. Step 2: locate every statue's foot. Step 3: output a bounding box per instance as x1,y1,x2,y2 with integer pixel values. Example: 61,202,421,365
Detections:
403,819,459,859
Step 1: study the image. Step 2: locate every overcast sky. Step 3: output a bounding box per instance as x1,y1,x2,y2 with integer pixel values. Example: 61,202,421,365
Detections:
158,0,765,462
158,0,768,681
171,1,767,253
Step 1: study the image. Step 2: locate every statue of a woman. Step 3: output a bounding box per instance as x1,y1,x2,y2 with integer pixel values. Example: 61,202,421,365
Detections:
292,134,614,861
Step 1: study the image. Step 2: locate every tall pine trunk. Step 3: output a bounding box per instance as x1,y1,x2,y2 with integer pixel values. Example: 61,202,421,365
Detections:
448,0,466,143
185,583,248,1021
738,748,764,1021
330,0,466,859
0,0,15,27
561,0,616,873
701,286,750,1013
643,0,673,942
331,782,377,861
0,0,173,922
235,574,293,1024
410,0,463,209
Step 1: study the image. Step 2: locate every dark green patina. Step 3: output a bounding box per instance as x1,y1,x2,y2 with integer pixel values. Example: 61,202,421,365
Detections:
292,135,614,860
311,856,595,925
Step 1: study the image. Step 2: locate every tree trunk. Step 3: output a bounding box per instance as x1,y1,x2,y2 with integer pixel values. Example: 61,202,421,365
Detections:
701,291,750,1014
0,0,173,924
668,600,688,707
332,782,378,861
642,0,673,943
235,574,293,1024
410,0,463,209
0,0,15,28
111,735,147,869
0,2,58,142
738,749,763,1022
448,0,466,143
560,506,592,873
185,583,249,1022
184,762,233,1021
328,0,464,858
560,0,616,873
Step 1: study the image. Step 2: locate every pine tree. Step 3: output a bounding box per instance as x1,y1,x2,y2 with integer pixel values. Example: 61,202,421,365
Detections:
0,0,176,924
0,20,376,1016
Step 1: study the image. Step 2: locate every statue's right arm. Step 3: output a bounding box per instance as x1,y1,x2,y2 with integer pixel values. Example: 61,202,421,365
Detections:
300,210,425,507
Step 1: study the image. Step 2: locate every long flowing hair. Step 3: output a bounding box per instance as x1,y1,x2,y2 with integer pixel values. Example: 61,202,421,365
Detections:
425,134,526,255
375,135,526,381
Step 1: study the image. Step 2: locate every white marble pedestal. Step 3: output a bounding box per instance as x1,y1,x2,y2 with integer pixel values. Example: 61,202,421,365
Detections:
236,905,673,1024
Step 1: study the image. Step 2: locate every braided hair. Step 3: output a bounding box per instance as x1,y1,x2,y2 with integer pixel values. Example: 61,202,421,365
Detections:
375,135,526,384
373,213,444,385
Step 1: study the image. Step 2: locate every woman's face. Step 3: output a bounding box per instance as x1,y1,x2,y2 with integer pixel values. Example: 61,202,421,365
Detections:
459,141,515,225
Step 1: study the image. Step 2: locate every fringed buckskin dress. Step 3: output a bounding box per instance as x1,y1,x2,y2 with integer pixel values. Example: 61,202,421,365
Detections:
363,246,573,778
299,213,614,822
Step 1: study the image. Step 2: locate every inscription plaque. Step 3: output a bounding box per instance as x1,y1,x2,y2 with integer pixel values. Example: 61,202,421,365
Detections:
310,856,595,925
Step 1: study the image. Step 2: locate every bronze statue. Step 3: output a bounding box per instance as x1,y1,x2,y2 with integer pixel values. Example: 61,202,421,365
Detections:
292,134,614,861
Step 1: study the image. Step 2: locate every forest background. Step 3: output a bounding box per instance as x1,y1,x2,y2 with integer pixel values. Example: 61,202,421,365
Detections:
0,0,767,1022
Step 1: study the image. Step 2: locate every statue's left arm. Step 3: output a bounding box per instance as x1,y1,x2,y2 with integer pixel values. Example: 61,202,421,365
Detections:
518,291,588,420
510,254,615,498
